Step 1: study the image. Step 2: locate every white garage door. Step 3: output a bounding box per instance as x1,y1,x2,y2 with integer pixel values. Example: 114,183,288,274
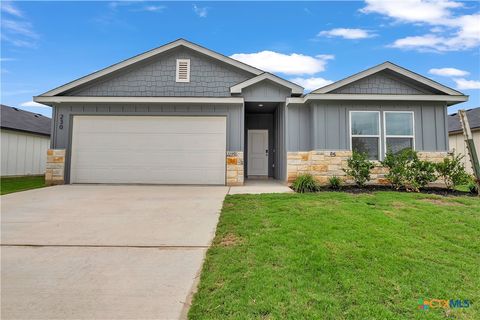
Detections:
70,116,226,185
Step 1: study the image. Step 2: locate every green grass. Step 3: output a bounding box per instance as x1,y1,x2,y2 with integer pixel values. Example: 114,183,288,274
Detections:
1,175,47,195
189,192,480,319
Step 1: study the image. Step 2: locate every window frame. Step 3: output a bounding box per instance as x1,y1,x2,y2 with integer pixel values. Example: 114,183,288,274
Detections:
383,111,415,155
349,110,382,160
176,59,191,83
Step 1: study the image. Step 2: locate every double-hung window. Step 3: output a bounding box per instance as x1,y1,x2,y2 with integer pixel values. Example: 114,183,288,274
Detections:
350,111,381,160
384,111,414,154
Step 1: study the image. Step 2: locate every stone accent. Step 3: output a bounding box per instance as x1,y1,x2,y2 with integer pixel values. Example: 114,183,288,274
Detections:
226,151,244,186
287,150,450,186
45,149,65,186
287,151,352,185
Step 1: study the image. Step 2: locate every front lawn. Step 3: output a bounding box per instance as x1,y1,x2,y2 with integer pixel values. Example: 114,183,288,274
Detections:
1,175,46,195
189,192,479,319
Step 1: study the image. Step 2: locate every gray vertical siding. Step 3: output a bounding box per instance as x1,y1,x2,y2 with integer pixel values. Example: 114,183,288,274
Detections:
52,103,244,183
241,80,292,102
245,114,274,177
274,103,287,181
287,101,448,153
286,103,311,152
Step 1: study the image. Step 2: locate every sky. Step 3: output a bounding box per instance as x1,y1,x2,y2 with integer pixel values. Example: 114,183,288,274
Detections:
1,0,479,118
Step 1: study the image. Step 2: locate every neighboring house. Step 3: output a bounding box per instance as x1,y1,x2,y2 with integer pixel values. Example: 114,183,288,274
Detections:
1,104,51,176
34,39,468,186
448,108,480,174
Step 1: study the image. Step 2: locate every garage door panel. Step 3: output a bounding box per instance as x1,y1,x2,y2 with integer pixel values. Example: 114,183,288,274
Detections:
71,116,227,185
75,133,225,151
76,117,225,134
74,151,226,167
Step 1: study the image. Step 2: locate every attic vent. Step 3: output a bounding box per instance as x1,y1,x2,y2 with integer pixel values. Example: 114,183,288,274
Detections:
176,59,190,83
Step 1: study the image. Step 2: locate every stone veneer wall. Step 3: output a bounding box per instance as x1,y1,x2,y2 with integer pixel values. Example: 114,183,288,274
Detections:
226,151,244,186
287,150,449,185
45,149,65,186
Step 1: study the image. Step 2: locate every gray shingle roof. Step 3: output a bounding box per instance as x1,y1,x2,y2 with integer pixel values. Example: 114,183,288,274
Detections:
1,104,51,136
449,108,480,133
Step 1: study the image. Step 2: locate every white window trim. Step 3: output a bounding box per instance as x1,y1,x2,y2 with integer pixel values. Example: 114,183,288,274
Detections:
176,59,190,83
383,111,415,155
349,110,381,160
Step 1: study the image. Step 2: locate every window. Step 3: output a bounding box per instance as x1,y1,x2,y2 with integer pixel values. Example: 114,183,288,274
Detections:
176,59,190,82
350,111,380,160
384,111,414,154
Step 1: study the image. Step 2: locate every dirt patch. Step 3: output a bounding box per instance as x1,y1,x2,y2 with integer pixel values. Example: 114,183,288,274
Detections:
420,198,463,206
217,233,243,247
223,202,235,208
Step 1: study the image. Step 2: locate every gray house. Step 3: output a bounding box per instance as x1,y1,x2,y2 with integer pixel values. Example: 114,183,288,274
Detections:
34,39,467,186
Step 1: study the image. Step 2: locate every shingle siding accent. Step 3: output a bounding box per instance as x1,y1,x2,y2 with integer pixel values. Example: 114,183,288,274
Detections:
66,47,253,97
331,72,427,95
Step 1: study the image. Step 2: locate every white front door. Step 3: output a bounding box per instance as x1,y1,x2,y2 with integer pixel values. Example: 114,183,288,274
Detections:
247,130,268,176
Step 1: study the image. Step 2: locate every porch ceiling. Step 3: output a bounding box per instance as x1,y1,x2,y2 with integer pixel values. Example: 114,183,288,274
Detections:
245,102,279,113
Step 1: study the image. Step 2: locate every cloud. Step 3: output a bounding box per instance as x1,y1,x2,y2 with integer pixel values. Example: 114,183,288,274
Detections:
318,28,375,39
20,101,49,108
361,0,480,52
290,77,334,92
1,1,23,17
0,3,39,48
0,57,16,62
453,78,480,90
230,51,334,75
193,4,208,18
429,67,469,77
140,5,166,12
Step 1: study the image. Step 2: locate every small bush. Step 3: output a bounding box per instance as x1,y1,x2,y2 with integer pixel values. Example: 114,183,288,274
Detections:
381,149,436,192
343,152,374,187
291,174,320,193
435,154,470,190
466,176,479,194
328,176,342,190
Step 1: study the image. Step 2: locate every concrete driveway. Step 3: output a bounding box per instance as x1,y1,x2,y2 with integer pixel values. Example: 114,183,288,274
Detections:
1,185,228,320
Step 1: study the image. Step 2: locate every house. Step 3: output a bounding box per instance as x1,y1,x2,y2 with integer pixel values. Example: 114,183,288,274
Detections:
1,104,51,176
33,39,468,186
448,108,480,174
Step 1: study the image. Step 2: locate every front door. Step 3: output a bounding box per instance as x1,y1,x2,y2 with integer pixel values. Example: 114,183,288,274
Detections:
248,130,268,176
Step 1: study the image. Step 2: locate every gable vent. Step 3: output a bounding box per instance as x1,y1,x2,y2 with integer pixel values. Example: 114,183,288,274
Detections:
176,59,190,83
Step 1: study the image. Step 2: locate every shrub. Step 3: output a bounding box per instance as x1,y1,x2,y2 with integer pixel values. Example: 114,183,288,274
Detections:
328,176,342,190
291,174,320,193
343,152,374,187
435,154,470,190
467,179,479,194
381,149,436,192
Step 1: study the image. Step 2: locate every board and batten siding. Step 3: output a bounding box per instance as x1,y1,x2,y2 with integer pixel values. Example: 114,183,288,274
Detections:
287,101,449,154
51,103,244,183
1,129,50,176
274,103,287,181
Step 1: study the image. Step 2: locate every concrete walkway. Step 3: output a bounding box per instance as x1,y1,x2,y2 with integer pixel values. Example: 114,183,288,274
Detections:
228,179,293,195
1,185,228,320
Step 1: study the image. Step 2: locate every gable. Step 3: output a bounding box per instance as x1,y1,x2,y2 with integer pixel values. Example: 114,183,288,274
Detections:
241,79,293,102
330,71,434,95
64,46,254,97
312,62,463,96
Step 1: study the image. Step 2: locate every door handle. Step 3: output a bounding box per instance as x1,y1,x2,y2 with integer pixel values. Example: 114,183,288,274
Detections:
265,149,268,154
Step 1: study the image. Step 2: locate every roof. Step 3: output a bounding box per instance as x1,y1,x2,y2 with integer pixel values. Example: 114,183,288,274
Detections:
312,61,465,96
230,72,304,95
449,108,480,133
38,38,264,97
0,104,51,136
